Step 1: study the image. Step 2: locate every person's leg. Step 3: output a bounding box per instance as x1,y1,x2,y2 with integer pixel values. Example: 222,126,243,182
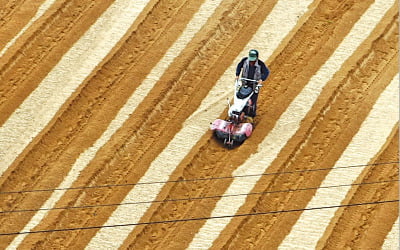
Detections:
250,93,258,117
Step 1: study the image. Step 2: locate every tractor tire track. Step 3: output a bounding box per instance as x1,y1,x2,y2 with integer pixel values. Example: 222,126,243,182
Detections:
0,0,114,126
318,129,398,250
121,0,378,249
214,8,398,249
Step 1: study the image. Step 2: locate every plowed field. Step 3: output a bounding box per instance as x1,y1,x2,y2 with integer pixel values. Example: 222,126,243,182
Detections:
0,0,398,249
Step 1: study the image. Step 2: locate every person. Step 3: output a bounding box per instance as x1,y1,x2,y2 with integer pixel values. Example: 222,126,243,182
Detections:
235,49,270,117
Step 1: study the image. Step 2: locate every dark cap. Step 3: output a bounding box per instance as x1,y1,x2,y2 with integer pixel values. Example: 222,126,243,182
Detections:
248,49,258,61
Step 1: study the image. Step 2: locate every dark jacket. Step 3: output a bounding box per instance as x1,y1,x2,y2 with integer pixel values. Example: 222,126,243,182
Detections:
236,57,270,81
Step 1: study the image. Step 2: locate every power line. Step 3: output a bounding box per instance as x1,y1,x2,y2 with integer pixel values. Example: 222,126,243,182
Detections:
1,179,397,214
0,199,397,236
1,161,398,195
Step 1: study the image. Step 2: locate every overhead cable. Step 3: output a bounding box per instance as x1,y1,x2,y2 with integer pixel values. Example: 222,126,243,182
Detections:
1,179,397,214
1,161,397,195
0,199,397,236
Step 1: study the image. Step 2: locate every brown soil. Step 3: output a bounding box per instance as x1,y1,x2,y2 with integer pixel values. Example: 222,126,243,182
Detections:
0,0,398,249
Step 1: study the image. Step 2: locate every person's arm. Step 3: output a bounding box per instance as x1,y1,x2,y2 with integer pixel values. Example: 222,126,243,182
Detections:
235,57,246,78
260,61,270,81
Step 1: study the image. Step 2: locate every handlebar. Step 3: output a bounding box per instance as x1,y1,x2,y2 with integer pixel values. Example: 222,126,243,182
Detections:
237,77,263,87
239,77,258,82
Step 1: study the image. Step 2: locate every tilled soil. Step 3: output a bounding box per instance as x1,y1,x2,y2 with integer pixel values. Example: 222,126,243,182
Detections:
0,0,398,249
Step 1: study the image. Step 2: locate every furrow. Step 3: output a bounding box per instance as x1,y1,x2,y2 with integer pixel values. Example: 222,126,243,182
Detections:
0,0,26,28
0,0,153,247
215,6,398,249
318,129,398,250
104,0,318,248
18,1,278,246
188,0,395,248
0,0,195,193
118,0,379,248
0,0,396,248
0,0,114,126
279,73,398,249
0,0,53,58
14,0,244,248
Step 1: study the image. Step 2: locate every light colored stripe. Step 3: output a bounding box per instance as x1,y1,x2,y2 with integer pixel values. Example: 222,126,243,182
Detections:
5,0,150,248
279,74,399,249
382,217,399,250
85,0,225,248
0,0,57,58
189,0,395,248
87,1,313,249
0,0,149,176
